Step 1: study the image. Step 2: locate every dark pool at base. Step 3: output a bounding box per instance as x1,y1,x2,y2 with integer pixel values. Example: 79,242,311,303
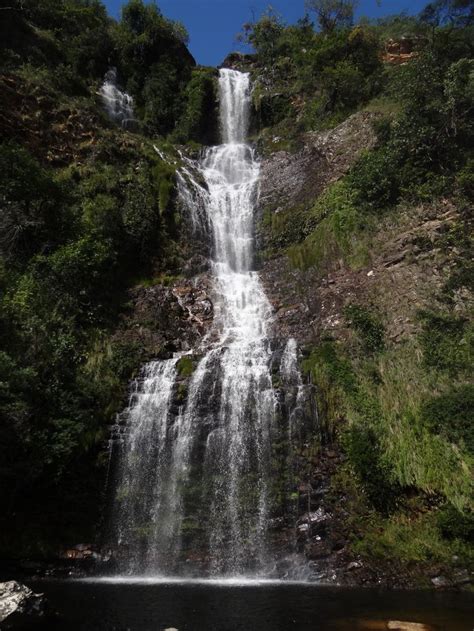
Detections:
24,579,473,631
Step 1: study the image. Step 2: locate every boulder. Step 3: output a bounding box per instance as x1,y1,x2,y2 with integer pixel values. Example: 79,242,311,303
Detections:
430,575,450,589
0,581,47,624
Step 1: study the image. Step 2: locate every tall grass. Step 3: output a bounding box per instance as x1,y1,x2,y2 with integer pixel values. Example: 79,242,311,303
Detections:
287,180,372,273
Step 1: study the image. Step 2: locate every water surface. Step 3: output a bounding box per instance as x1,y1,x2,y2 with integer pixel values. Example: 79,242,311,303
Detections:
26,579,474,631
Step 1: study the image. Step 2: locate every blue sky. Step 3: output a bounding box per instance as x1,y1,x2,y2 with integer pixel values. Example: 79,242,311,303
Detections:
103,0,428,66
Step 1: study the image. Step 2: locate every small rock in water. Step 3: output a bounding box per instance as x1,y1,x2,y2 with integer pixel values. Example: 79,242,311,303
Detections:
356,623,434,631
388,622,434,630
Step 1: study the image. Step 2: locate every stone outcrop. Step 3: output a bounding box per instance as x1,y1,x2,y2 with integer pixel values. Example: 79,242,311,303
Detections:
0,581,48,626
261,200,461,348
112,272,214,362
382,37,423,65
257,111,380,344
220,52,256,70
258,111,380,225
257,112,463,348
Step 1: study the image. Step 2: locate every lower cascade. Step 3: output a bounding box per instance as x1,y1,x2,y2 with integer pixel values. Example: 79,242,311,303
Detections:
109,69,311,577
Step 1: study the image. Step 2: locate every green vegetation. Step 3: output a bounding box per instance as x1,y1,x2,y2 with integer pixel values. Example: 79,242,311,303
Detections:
172,67,219,145
304,331,473,563
343,304,385,353
278,36,473,274
353,511,474,566
0,135,182,555
419,310,473,375
0,0,208,136
291,33,473,558
176,355,196,378
305,0,357,33
0,0,473,578
242,9,383,134
113,0,194,135
255,13,474,518
287,180,371,273
0,0,208,556
420,384,474,455
245,0,473,144
302,282,473,561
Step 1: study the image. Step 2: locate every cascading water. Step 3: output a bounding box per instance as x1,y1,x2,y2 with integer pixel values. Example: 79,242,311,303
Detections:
110,69,309,578
197,72,275,571
99,68,135,128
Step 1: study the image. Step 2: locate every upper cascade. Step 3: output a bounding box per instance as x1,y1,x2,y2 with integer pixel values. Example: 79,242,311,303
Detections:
99,68,135,128
219,68,252,144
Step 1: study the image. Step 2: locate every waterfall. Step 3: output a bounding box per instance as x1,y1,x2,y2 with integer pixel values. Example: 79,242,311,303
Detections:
280,338,306,442
112,358,181,573
99,68,135,128
111,69,307,577
195,71,275,574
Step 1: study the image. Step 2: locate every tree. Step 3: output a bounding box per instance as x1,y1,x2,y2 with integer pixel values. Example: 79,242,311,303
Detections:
305,0,358,33
420,0,474,27
111,0,194,134
238,7,285,66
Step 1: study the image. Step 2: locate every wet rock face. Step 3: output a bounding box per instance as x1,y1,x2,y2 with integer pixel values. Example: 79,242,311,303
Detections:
107,325,319,576
0,581,48,626
112,271,214,360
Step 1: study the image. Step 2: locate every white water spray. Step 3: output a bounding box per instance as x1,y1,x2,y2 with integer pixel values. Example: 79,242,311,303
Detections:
99,68,135,128
112,69,305,577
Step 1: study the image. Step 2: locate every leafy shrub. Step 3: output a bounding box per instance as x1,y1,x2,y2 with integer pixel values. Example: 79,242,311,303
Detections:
444,259,474,299
121,160,163,257
420,384,474,454
456,159,474,200
288,180,370,272
172,68,218,145
353,512,472,564
1,0,112,78
344,304,385,353
239,8,286,68
437,504,474,542
29,236,118,326
241,13,382,131
348,147,400,210
344,424,401,513
0,143,71,261
113,0,194,136
419,310,472,375
319,60,367,111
